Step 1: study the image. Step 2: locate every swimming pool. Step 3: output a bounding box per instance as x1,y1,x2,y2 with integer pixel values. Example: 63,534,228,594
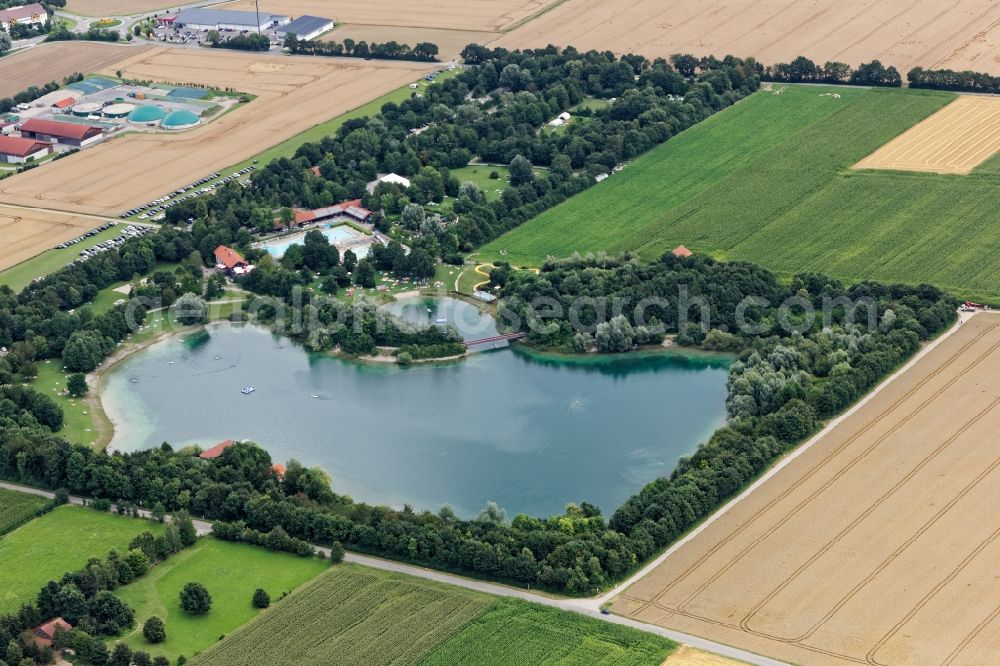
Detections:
261,225,366,258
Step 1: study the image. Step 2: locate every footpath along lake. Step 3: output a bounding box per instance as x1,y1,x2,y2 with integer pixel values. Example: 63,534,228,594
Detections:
103,298,731,518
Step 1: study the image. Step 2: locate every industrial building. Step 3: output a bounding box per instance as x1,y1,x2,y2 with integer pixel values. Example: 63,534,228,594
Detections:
0,135,51,163
0,3,47,30
168,8,290,31
276,15,334,41
19,119,104,147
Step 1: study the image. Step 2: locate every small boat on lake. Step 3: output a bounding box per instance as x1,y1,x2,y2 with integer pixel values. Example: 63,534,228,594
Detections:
241,386,256,395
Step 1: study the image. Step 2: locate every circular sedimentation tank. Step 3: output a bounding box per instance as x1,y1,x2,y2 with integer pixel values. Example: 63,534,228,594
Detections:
71,102,102,117
103,102,136,118
161,109,200,130
128,104,166,125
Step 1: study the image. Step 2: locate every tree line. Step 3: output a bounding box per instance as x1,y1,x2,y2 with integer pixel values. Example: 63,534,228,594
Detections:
907,65,1000,94
284,34,439,62
0,72,84,114
760,55,902,87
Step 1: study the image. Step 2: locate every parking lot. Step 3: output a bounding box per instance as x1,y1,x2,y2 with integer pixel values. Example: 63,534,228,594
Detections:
122,165,257,221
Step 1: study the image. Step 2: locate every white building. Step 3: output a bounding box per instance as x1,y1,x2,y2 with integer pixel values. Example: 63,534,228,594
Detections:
172,8,290,31
0,3,47,30
276,15,334,41
366,173,412,193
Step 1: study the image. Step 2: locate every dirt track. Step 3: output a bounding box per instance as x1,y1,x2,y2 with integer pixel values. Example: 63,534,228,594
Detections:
614,312,1000,666
0,48,431,217
855,96,1000,174
497,0,1000,75
0,206,104,272
0,42,150,99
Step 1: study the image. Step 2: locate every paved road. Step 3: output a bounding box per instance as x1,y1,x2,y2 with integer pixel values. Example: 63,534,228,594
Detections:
0,480,784,665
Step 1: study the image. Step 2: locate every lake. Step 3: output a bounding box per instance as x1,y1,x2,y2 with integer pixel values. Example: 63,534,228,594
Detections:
102,299,731,518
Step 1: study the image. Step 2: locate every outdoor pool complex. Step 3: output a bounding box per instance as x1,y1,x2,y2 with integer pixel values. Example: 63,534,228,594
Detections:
260,224,368,258
102,298,731,518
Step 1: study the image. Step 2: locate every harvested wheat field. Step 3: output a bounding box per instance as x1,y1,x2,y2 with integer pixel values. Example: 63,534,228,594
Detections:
855,96,1000,174
64,0,185,16
498,0,1000,75
323,24,498,60
0,205,104,272
0,48,430,217
663,645,744,666
222,0,560,32
614,312,1000,666
0,42,150,99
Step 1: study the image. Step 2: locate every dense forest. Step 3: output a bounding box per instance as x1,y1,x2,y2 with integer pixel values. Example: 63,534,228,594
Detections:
0,248,956,598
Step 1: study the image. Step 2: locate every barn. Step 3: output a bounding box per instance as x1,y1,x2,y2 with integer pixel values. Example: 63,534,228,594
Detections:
0,135,51,163
18,119,103,147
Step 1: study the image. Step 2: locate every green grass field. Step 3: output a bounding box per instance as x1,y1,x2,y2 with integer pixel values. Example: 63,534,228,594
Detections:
480,86,1000,300
0,488,50,538
192,564,674,666
420,599,672,665
0,506,163,614
114,537,327,661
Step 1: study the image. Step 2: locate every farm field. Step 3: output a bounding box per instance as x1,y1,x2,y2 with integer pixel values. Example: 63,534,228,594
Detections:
64,0,180,16
0,205,110,273
221,0,561,32
0,48,432,217
192,563,674,665
0,506,163,614
484,87,1000,301
496,0,1000,76
114,537,327,661
420,598,673,665
323,24,497,60
0,42,149,98
854,95,1000,174
0,488,50,538
613,312,1000,666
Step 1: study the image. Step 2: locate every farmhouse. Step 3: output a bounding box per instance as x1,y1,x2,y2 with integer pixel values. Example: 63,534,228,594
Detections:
672,245,693,257
31,618,72,648
0,135,51,163
18,119,103,147
214,245,251,275
0,3,46,30
277,15,334,41
172,8,290,31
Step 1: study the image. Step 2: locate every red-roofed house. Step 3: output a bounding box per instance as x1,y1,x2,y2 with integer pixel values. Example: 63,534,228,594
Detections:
0,135,51,163
200,439,233,459
19,118,103,147
672,245,693,258
52,96,76,110
0,3,47,29
214,245,250,275
31,617,72,648
272,463,286,477
310,165,321,177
